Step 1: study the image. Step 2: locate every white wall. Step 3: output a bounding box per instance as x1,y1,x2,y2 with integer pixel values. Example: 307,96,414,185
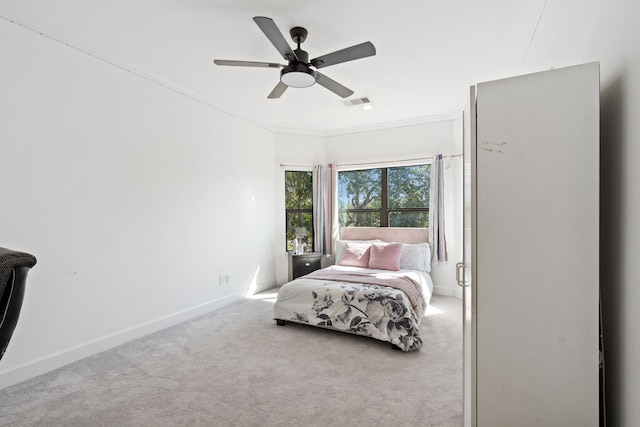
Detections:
0,19,277,388
522,1,639,425
324,120,463,296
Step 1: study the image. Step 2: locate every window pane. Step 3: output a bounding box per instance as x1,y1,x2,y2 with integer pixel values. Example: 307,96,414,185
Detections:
389,211,429,228
286,211,313,252
285,171,313,210
339,211,381,227
387,165,430,209
337,164,430,229
338,169,382,210
285,170,313,252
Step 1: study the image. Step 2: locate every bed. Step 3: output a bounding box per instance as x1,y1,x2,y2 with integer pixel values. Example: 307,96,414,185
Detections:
273,227,433,352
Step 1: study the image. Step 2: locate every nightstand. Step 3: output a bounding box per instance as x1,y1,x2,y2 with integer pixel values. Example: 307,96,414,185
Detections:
288,252,322,281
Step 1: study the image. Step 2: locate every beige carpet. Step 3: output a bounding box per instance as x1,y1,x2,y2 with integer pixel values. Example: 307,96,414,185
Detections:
0,293,463,427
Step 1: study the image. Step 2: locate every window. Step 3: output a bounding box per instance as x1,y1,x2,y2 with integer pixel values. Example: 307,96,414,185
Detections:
338,164,430,228
284,170,314,251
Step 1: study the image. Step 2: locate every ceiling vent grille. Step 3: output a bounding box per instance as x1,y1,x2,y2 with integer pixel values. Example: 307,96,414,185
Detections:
342,96,371,107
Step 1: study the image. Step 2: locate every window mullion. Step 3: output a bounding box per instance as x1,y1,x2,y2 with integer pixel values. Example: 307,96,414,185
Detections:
380,168,388,227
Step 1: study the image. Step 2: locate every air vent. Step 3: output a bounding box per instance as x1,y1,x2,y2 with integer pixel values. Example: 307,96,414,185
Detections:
342,96,371,107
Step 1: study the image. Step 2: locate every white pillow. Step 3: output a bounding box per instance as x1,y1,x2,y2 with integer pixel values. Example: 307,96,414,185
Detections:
399,242,431,272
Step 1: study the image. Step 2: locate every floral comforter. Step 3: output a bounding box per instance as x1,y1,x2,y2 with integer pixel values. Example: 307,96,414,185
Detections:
273,265,433,352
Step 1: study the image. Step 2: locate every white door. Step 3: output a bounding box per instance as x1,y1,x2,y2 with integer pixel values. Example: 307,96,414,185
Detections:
473,63,599,426
460,85,476,427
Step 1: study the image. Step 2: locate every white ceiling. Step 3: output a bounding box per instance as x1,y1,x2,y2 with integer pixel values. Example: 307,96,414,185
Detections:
0,0,548,135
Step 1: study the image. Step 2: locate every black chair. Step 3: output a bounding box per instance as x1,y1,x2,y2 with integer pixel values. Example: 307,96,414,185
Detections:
0,247,36,361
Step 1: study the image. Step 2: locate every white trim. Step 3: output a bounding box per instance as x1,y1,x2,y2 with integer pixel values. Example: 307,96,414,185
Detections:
0,295,241,390
336,154,463,172
320,112,463,137
336,158,433,171
280,164,314,171
273,112,463,137
433,285,454,297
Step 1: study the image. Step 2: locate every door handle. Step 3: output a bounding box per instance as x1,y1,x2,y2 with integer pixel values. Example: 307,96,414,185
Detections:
456,262,469,287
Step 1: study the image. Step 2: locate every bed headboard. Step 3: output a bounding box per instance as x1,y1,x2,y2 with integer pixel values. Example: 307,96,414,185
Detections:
339,227,428,244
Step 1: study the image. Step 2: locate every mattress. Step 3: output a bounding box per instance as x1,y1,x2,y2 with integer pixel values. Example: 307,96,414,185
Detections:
273,265,433,351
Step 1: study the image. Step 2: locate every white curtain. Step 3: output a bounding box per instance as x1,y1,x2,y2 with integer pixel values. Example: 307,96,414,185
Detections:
312,164,335,255
312,165,324,254
429,154,448,263
324,163,334,254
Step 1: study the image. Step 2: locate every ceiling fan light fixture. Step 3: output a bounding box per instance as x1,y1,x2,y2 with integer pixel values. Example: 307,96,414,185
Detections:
215,17,376,98
281,64,316,88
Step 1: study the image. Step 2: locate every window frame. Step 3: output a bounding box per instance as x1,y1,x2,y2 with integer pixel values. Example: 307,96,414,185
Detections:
284,168,314,252
337,162,431,228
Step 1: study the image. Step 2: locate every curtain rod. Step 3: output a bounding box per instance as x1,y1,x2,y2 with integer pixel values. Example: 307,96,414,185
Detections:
280,153,463,169
279,163,314,169
336,153,462,169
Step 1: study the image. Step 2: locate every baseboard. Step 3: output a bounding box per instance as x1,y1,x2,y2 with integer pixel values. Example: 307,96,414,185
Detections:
433,285,454,296
0,294,241,390
452,285,464,300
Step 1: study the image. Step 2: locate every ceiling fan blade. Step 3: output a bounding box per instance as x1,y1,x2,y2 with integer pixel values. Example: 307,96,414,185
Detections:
268,81,288,99
315,72,354,98
214,60,283,68
253,16,298,62
311,41,376,69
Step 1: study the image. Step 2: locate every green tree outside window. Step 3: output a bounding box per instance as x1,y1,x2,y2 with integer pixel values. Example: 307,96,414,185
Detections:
338,164,430,228
285,170,314,252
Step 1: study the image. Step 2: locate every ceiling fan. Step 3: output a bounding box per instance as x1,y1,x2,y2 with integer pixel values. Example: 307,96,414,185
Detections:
214,16,376,99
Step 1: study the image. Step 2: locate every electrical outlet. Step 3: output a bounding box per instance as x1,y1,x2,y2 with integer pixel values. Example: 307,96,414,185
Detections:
225,275,230,284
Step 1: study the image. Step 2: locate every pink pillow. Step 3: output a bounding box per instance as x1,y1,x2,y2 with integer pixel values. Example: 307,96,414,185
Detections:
337,243,371,267
368,242,403,271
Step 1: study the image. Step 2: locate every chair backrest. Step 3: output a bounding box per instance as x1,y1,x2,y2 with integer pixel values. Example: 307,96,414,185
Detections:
0,248,37,361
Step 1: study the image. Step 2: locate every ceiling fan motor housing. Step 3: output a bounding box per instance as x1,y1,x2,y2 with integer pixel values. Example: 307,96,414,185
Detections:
290,26,308,45
279,26,317,88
